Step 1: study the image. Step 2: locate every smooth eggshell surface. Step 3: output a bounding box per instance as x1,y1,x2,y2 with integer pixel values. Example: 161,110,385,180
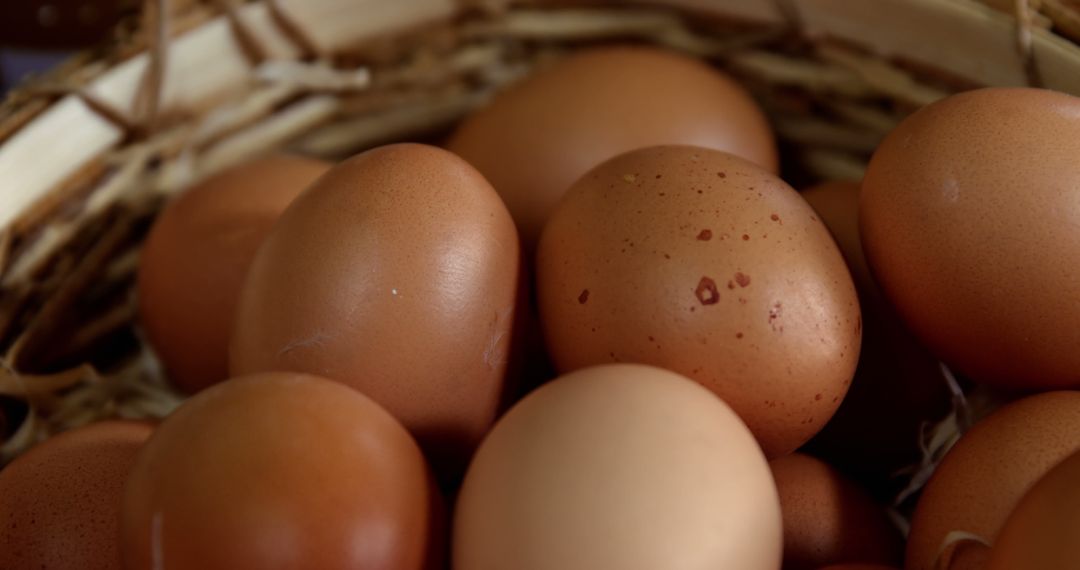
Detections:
448,45,777,247
988,449,1080,569
454,364,782,570
138,154,329,393
905,391,1080,570
860,87,1080,391
770,453,902,569
120,373,440,570
230,143,520,473
537,145,860,457
0,420,153,570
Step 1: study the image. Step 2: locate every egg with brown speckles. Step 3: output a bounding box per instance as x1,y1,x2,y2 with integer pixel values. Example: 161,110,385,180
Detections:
861,87,1080,391
770,453,903,570
905,391,1080,570
448,45,777,248
536,145,860,457
230,143,521,479
0,420,154,570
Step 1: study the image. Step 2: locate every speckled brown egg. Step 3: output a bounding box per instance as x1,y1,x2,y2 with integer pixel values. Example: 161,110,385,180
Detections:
0,420,153,570
536,145,860,457
454,364,782,570
230,143,520,476
121,373,441,570
448,45,777,247
905,391,1080,570
988,448,1080,569
800,181,951,497
770,453,902,570
860,87,1080,391
138,154,329,394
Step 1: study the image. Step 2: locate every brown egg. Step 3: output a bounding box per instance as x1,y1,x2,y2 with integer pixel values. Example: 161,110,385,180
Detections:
820,561,898,565
447,45,777,247
536,145,860,457
988,449,1080,569
230,143,520,477
800,181,951,496
0,420,153,570
818,565,900,570
454,364,782,570
935,538,990,570
770,453,902,570
905,391,1080,570
138,154,329,393
121,372,440,569
860,87,1080,391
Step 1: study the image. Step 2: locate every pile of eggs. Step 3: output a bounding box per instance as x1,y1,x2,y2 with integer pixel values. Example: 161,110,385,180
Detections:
2,45,1079,570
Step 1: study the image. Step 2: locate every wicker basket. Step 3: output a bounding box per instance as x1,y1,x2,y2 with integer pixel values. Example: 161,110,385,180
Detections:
0,0,1076,497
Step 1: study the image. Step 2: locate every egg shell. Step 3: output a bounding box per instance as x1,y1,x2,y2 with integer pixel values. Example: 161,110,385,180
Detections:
934,538,990,570
138,154,329,393
816,561,902,565
448,45,777,247
800,181,951,496
536,145,860,457
905,391,1080,570
453,364,782,570
0,420,153,570
121,372,441,570
818,565,900,570
860,87,1080,391
229,143,520,475
770,453,902,570
988,449,1080,569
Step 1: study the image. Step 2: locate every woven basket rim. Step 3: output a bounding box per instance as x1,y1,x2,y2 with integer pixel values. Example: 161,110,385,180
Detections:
3,1,1080,236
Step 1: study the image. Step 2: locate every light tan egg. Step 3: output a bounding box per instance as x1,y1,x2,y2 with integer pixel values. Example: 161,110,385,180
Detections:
454,364,782,570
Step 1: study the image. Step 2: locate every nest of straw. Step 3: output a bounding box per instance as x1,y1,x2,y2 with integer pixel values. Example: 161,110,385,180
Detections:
0,0,1075,510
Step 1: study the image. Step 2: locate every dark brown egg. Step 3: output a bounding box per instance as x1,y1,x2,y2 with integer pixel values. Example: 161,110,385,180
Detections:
860,87,1080,391
120,372,441,570
138,154,329,393
770,453,902,570
537,145,860,457
0,420,153,570
229,143,520,477
448,45,777,247
905,391,1080,570
800,181,951,496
